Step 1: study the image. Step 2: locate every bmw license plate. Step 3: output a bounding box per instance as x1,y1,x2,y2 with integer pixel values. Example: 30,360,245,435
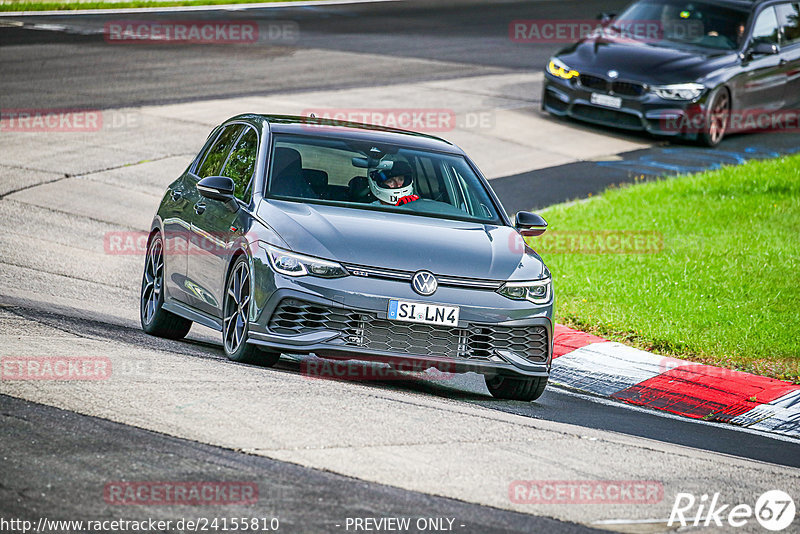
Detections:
590,92,622,109
387,300,459,327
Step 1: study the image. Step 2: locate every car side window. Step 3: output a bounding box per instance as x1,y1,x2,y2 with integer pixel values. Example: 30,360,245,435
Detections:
414,155,450,204
751,7,780,46
777,3,800,45
197,124,245,179
221,127,258,202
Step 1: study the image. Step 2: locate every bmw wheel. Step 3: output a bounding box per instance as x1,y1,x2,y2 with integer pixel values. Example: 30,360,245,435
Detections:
140,232,192,339
485,374,548,402
223,256,280,366
699,87,730,147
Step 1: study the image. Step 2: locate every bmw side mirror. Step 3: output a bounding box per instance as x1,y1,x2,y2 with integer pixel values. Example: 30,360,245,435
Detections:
515,211,548,237
750,42,779,56
197,176,238,211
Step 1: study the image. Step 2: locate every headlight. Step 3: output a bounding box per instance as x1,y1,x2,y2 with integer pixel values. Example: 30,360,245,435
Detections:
651,83,705,100
265,245,348,278
547,57,579,80
497,278,552,304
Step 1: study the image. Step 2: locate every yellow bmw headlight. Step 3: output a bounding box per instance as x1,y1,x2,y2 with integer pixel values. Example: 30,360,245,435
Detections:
547,57,579,80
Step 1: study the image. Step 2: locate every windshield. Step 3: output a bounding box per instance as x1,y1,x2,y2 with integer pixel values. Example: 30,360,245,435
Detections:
266,134,502,224
615,0,748,50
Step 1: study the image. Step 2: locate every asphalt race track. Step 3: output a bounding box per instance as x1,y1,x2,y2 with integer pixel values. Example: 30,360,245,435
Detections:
1,1,799,533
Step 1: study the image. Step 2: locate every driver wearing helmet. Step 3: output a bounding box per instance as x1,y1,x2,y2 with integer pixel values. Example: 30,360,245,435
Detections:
368,160,420,206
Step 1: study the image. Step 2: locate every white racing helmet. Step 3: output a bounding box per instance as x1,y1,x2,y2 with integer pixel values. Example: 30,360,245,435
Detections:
368,160,415,204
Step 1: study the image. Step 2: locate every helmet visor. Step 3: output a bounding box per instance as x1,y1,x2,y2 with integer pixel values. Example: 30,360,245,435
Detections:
371,169,412,189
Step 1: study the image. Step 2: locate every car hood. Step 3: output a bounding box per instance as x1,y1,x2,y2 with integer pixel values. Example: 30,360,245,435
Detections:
258,199,547,281
557,36,738,84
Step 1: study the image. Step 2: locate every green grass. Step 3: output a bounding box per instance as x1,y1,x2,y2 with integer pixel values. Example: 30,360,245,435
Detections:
0,0,319,12
530,154,800,383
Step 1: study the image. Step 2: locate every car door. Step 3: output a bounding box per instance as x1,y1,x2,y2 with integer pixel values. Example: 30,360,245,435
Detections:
160,173,194,304
188,124,259,319
739,6,787,112
182,123,245,315
161,129,221,304
776,2,800,107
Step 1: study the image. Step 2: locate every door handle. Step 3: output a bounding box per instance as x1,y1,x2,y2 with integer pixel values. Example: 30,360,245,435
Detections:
170,189,183,201
194,202,206,215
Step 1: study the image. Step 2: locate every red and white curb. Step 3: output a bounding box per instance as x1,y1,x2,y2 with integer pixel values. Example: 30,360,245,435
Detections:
551,325,800,439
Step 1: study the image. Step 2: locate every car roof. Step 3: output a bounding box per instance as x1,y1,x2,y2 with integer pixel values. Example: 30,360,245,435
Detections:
226,114,462,154
641,0,767,11
710,0,768,10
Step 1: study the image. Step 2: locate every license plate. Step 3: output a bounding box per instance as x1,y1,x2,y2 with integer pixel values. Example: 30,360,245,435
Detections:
590,93,622,109
387,300,459,327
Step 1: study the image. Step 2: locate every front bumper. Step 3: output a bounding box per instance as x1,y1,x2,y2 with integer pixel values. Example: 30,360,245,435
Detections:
542,73,708,138
246,256,553,378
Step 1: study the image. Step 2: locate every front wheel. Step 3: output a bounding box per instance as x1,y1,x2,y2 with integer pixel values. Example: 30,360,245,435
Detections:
140,232,192,339
485,374,548,402
698,87,730,147
223,256,280,366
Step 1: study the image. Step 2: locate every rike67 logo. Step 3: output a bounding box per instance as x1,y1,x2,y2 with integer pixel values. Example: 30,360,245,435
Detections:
669,490,796,531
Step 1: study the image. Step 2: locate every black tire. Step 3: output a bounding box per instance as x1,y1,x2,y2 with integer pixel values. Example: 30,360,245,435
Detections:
140,233,192,339
485,374,548,401
222,256,281,366
698,87,730,147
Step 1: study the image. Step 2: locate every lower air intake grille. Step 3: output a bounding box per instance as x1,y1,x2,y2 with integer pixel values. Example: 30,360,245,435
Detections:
268,299,548,362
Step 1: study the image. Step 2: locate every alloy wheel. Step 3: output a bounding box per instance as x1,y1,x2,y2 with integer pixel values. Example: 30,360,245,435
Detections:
141,236,164,326
707,90,730,145
224,260,251,354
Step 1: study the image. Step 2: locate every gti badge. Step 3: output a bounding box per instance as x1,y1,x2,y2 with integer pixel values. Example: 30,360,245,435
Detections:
607,70,619,79
412,271,438,296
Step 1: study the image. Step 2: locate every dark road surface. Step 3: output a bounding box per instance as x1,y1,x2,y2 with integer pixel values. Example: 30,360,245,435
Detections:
0,0,630,109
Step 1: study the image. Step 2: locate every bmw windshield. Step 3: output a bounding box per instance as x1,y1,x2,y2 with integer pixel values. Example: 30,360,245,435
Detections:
266,134,503,224
613,0,749,50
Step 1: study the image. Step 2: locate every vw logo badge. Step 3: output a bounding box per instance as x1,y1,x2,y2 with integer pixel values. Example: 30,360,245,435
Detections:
412,271,438,296
607,70,619,79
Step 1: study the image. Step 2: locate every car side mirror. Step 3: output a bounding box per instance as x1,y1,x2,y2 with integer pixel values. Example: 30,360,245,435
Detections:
750,42,779,56
197,176,235,201
515,211,548,237
197,176,238,211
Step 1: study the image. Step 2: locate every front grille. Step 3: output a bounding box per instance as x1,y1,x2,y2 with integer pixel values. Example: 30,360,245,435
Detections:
340,263,503,290
572,104,643,130
357,319,465,359
579,74,607,91
578,75,646,97
268,299,548,363
612,81,646,97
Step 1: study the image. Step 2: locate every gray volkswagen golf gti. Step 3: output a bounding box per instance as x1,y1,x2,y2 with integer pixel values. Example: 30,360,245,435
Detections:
141,114,554,401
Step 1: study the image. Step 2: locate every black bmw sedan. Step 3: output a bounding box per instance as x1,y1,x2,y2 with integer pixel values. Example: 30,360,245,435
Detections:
542,0,800,145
